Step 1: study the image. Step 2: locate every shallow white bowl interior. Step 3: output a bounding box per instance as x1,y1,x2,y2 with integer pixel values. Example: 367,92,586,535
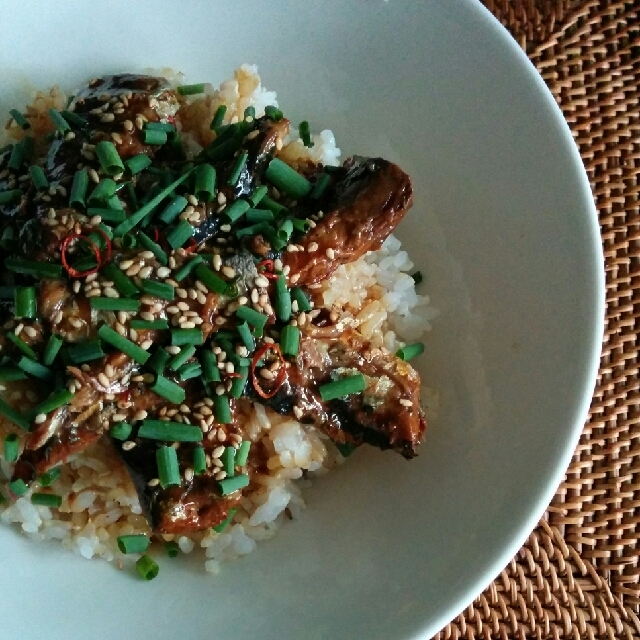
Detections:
0,1,603,639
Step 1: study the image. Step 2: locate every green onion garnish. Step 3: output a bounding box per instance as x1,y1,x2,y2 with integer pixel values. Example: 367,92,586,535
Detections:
212,508,237,533
156,445,181,488
137,231,169,266
5,257,63,279
299,121,314,148
235,306,268,335
280,325,300,357
29,165,49,190
248,185,268,207
7,141,25,171
101,263,139,297
310,172,331,200
275,274,291,322
117,534,150,555
218,474,249,496
227,152,248,187
214,394,232,425
201,350,221,383
90,297,141,312
88,178,117,204
210,104,227,130
319,374,367,402
229,365,249,399
139,280,175,301
235,441,251,467
194,163,216,202
147,348,171,375
193,445,206,475
14,286,36,319
124,153,152,175
237,322,255,352
3,434,19,463
31,493,62,508
113,169,194,237
277,218,293,242
67,338,104,363
136,554,160,580
48,109,70,134
6,333,37,360
130,319,169,331
166,220,194,249
86,207,126,223
245,208,274,223
17,356,52,381
43,334,63,366
171,328,204,346
194,264,227,295
9,109,30,129
138,419,202,442
177,362,201,381
173,255,203,282
157,195,188,224
31,390,74,418
221,446,235,477
177,83,206,96
0,366,27,382
223,199,250,223
264,105,283,121
291,287,312,312
336,443,356,458
120,232,138,249
168,345,196,371
98,324,150,365
95,141,125,176
150,376,185,404
165,541,180,557
142,129,167,145
8,479,29,497
60,109,86,129
259,195,287,214
244,106,255,120
145,122,176,133
39,467,61,487
110,422,133,441
265,158,312,199
411,271,423,284
0,189,23,205
395,342,425,361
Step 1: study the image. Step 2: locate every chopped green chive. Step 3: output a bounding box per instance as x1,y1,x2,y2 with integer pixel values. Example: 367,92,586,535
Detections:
0,189,23,205
319,374,367,402
280,325,300,357
229,365,249,399
411,271,423,285
235,441,251,467
277,218,293,242
48,109,70,134
248,185,268,207
177,362,201,381
9,479,29,497
67,339,104,363
139,280,175,300
166,220,193,249
39,467,61,487
168,345,196,371
124,153,152,175
299,120,314,147
193,445,206,475
98,324,150,365
95,141,125,176
31,493,62,508
117,534,150,555
265,158,312,199
218,474,249,496
29,165,49,190
275,274,291,322
0,366,27,382
395,342,425,361
170,328,204,346
235,306,268,335
6,333,38,360
223,199,250,223
110,421,133,441
156,445,181,488
136,554,160,580
14,286,36,319
237,322,255,352
259,195,287,215
173,255,203,282
7,141,25,171
17,356,52,381
137,231,168,266
214,394,232,424
150,375,185,404
194,264,227,295
157,195,188,224
120,232,138,249
130,319,169,331
212,508,237,533
194,163,216,202
244,106,256,120
138,419,202,442
221,446,235,477
147,348,171,375
9,109,30,129
210,104,227,130
264,105,283,121
336,443,356,458
227,152,248,187
101,263,138,297
43,334,63,366
245,208,274,223
5,257,63,279
165,541,180,557
310,172,331,200
86,207,126,223
201,350,221,383
177,83,206,96
60,109,86,129
291,287,312,312
145,122,176,133
88,178,117,204
90,297,141,312
3,434,19,463
31,390,74,418
142,129,167,145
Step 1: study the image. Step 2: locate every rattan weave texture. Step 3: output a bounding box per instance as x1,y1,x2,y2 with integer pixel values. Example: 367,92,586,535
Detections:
434,1,640,638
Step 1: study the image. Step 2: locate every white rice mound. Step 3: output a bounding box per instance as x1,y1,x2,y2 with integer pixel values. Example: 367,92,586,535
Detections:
0,66,436,573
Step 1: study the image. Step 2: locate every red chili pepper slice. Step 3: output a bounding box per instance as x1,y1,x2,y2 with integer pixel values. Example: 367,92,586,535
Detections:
256,259,279,280
250,342,286,399
153,228,160,242
60,234,101,278
184,237,198,254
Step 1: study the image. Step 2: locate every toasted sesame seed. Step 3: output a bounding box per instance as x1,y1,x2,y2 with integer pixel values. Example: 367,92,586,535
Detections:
196,291,207,304
112,413,127,422
100,113,115,123
69,318,84,329
147,478,160,487
181,320,196,329
122,441,136,451
129,328,138,341
23,326,37,338
187,194,199,206
125,264,141,277
184,468,194,482
326,248,335,259
166,346,181,355
85,273,98,283
135,116,144,130
213,254,222,271
34,413,48,424
157,266,171,278
221,266,236,278
138,266,153,279
115,322,127,336
124,119,134,131
97,373,110,387
260,368,274,380
133,410,148,422
307,242,319,253
290,273,300,284
140,311,155,322
119,259,134,270
255,275,269,288
104,287,119,298
399,399,413,407
177,301,190,311
283,265,291,276
140,340,153,350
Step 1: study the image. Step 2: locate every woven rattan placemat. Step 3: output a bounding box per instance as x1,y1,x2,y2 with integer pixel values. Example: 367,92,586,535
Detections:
433,1,640,638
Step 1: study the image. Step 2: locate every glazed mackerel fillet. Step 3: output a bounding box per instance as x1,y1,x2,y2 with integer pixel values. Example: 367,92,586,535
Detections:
0,72,426,538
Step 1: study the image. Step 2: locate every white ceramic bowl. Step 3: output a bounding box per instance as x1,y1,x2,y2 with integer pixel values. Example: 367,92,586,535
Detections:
0,1,604,639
